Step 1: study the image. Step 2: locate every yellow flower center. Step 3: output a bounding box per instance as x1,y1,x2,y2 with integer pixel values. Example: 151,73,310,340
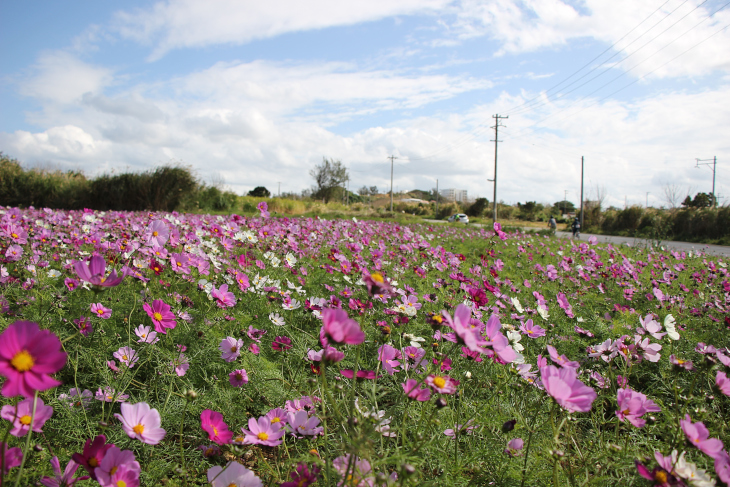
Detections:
19,415,32,425
257,432,269,441
97,309,105,315
88,458,99,468
213,427,219,437
116,481,127,487
271,417,281,423
655,471,668,483
11,350,34,372
433,376,446,388
153,312,163,321
133,424,144,435
371,272,384,283
227,484,237,487
11,233,18,239
122,355,128,361
230,346,237,352
110,466,118,475
152,231,159,237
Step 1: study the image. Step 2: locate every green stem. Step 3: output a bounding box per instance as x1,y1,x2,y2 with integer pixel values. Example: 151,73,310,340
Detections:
179,397,190,487
520,428,534,487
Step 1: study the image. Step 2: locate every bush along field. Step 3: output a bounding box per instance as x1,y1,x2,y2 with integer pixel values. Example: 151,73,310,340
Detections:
0,204,729,487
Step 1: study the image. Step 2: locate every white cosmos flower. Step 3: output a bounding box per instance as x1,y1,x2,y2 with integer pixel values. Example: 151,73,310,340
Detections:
507,330,524,352
663,314,680,340
511,297,523,313
47,269,62,278
403,333,426,348
537,305,549,320
282,299,301,311
269,313,286,326
285,253,297,266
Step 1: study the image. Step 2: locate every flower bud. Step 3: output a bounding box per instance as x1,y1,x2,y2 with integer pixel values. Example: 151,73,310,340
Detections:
186,389,198,400
502,419,517,433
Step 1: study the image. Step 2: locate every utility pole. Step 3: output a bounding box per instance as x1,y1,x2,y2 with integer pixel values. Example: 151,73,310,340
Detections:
436,179,439,218
278,182,281,197
695,157,717,208
646,192,650,208
490,114,508,223
388,155,397,212
563,190,568,216
580,156,584,228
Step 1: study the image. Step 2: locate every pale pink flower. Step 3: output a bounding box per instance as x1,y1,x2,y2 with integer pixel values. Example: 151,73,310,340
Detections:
321,308,365,345
716,371,730,397
114,402,166,445
240,416,285,446
90,303,112,319
681,414,724,458
219,337,243,362
207,461,262,487
1,397,53,436
540,365,597,413
615,388,661,428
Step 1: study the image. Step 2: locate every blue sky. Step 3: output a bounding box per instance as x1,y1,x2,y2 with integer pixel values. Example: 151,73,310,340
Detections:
1,0,729,209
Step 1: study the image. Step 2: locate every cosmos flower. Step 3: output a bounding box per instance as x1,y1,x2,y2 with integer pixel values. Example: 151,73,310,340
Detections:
240,416,285,446
1,397,54,436
74,255,123,288
540,365,597,413
208,462,262,487
114,402,166,445
143,299,176,334
201,409,233,445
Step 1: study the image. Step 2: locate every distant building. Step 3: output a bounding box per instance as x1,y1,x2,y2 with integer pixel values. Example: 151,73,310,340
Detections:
440,188,468,203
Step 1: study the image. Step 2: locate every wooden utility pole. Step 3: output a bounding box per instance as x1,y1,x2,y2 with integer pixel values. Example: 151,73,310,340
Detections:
490,114,508,223
388,155,397,212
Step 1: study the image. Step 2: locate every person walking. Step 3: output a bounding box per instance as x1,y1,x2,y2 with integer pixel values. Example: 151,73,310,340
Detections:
548,216,557,234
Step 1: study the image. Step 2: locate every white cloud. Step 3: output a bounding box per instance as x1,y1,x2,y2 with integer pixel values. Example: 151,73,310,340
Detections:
113,0,454,60
445,0,730,79
19,51,113,104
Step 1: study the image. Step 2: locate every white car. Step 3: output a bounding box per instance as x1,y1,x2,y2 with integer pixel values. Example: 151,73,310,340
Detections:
447,213,469,223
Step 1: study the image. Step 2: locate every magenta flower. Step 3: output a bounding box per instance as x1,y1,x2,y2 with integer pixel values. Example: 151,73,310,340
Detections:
39,456,89,487
1,397,54,436
556,292,574,318
635,460,677,487
143,299,176,334
0,320,67,398
201,409,234,445
669,355,693,370
114,401,166,445
257,201,270,218
281,463,320,487
716,371,730,397
362,269,393,297
286,411,323,437
615,388,661,428
74,316,93,337
229,369,249,387
72,435,112,480
680,414,724,458
1,442,22,474
547,345,580,369
144,220,170,247
95,387,128,403
442,304,489,354
113,346,139,368
540,365,597,413
272,336,293,352
90,303,112,319
208,462,263,487
426,374,459,394
519,319,546,338
211,284,237,308
73,255,123,288
321,308,365,345
219,337,243,362
240,416,285,446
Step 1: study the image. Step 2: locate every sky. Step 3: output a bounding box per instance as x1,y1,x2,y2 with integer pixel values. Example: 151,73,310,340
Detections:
1,0,729,209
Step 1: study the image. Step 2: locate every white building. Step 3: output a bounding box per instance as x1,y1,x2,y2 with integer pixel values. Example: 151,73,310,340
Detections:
440,188,468,203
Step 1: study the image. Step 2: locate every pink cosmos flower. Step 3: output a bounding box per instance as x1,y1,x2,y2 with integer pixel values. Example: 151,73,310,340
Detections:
504,438,524,457
211,284,237,308
442,304,489,354
4,244,23,261
520,319,546,338
72,435,112,480
95,387,128,403
401,379,431,401
201,409,234,445
170,351,189,376
680,414,724,458
1,442,22,474
144,220,170,247
272,336,292,351
0,320,67,398
426,374,459,394
94,446,140,487
74,316,93,337
240,416,285,446
286,411,323,437
1,397,54,436
362,269,393,297
540,365,597,413
321,308,365,345
715,451,730,485
257,201,270,218
669,355,693,371
484,315,517,364
219,337,243,362
634,336,662,363
59,388,93,409
143,299,176,334
74,255,123,288
281,463,320,487
208,461,263,487
229,369,249,387
378,344,401,375
40,456,89,487
635,460,677,487
638,314,666,340
113,346,139,368
134,325,158,344
170,253,191,274
114,401,166,445
547,345,580,369
90,303,112,319
716,371,730,397
493,221,507,240
615,388,661,428
266,408,288,427
556,293,575,318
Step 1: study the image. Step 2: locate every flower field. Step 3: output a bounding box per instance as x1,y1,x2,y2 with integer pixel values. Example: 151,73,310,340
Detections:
0,204,729,486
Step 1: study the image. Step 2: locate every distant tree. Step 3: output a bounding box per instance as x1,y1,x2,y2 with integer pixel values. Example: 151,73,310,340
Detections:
358,185,369,196
248,186,271,198
682,192,713,208
517,201,542,220
310,157,348,203
553,200,576,214
369,186,378,195
466,197,489,217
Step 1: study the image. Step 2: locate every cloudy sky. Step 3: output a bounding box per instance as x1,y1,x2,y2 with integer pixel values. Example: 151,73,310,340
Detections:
1,0,729,209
